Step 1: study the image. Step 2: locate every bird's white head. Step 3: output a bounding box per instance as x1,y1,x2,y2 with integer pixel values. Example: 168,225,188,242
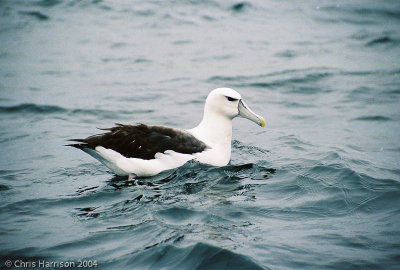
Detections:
204,88,266,127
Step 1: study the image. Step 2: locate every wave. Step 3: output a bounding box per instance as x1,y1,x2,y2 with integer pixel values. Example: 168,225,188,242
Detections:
366,36,400,47
208,67,335,93
19,11,50,21
351,116,393,122
0,103,153,120
231,2,252,12
0,184,10,191
121,242,267,270
312,3,400,25
3,145,400,269
34,0,63,8
208,67,400,94
320,5,400,20
0,103,67,114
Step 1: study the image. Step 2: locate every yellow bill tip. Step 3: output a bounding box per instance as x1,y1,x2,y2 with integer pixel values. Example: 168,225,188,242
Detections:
260,118,266,128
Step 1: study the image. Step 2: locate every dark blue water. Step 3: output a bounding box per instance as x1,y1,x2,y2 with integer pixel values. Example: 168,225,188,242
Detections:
1,0,400,269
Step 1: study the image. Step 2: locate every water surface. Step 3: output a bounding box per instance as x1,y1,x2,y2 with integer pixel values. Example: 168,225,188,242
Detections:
1,0,400,269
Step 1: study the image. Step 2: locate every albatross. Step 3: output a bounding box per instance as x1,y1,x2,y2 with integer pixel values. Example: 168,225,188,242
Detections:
68,88,265,177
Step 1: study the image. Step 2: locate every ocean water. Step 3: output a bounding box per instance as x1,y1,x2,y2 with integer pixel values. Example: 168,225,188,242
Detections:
1,0,400,269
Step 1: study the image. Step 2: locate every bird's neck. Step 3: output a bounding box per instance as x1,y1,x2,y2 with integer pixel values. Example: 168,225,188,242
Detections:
191,112,233,148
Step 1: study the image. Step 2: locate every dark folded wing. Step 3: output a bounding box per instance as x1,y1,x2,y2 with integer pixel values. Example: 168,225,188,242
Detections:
68,123,208,160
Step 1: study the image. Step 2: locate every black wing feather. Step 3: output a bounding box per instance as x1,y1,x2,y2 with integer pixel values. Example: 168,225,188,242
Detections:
68,123,207,160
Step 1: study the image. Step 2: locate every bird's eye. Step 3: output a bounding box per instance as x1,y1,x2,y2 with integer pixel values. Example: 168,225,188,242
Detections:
226,96,238,102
